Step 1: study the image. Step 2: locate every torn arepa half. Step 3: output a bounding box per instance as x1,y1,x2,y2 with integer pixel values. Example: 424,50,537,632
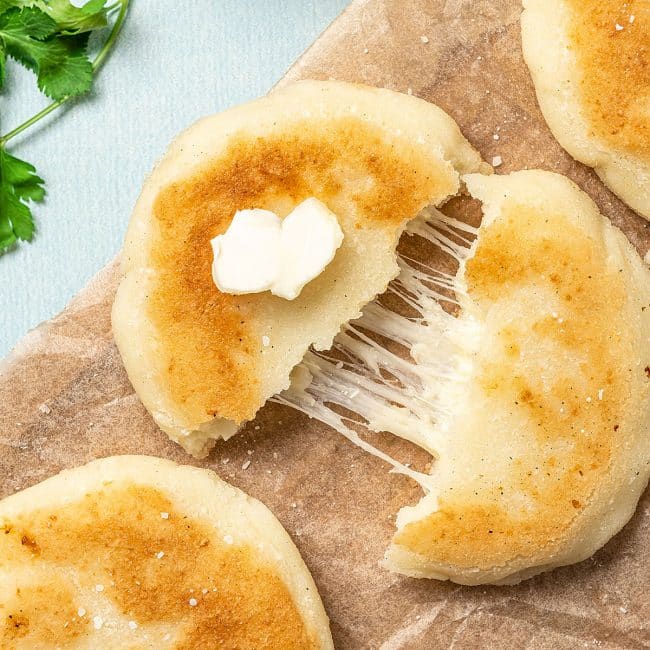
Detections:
0,455,333,648
282,170,650,584
112,80,486,456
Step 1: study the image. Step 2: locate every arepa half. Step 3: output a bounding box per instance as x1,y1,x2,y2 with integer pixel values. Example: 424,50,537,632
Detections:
284,170,650,584
112,80,486,456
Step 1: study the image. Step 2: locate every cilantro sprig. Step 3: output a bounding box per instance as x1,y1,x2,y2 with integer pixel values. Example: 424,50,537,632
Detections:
0,0,129,254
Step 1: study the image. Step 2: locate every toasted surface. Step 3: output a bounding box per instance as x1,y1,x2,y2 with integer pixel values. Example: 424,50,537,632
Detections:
0,456,332,649
385,171,650,584
521,0,650,220
112,80,485,456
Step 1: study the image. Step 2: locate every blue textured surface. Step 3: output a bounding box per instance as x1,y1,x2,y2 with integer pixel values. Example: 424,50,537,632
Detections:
0,0,348,357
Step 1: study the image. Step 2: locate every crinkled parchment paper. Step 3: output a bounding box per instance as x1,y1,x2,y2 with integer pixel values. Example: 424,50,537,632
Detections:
1,1,649,648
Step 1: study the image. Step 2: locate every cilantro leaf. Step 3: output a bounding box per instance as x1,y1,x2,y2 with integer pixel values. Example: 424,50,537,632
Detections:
0,0,127,254
39,0,109,35
0,8,57,75
37,31,92,98
0,147,44,251
0,6,93,99
0,1,108,34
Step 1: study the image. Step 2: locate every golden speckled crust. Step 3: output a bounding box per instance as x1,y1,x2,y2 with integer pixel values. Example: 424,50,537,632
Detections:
395,206,628,569
1,580,88,645
149,118,448,428
567,0,650,159
0,456,332,649
386,171,650,585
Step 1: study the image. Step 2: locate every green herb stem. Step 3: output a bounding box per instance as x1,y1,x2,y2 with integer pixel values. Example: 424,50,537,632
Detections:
0,0,130,147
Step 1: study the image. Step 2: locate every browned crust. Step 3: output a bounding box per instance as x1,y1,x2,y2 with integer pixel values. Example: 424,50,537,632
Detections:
149,116,450,427
0,484,316,649
567,0,650,158
395,204,632,569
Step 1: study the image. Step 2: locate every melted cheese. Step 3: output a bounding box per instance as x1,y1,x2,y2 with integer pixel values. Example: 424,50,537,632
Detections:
275,207,478,492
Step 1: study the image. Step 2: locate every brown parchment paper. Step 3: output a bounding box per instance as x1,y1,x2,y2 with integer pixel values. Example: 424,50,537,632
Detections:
1,1,649,648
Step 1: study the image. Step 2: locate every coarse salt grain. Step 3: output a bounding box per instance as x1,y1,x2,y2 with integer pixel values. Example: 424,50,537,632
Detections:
77,607,86,617
407,87,413,95
615,23,624,30
492,155,503,167
93,616,103,630
493,134,500,140
629,15,635,23
189,598,198,607
241,460,251,470
224,534,234,545
128,621,138,630
247,449,253,455
221,458,229,464
160,512,169,519
164,633,172,641
586,396,592,403
95,584,104,592
156,551,165,559
38,403,51,414
420,35,429,43
202,588,209,594
598,389,604,400
262,335,270,347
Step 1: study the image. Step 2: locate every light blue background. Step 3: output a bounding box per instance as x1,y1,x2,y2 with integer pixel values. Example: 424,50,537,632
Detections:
0,0,348,357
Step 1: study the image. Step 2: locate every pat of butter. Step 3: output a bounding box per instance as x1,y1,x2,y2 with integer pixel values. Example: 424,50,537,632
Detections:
211,198,344,300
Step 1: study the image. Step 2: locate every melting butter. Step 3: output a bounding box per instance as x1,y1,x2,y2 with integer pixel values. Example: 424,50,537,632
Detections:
211,198,343,300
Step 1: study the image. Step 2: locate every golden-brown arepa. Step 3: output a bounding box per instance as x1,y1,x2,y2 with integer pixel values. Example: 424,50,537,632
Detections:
384,171,650,584
112,80,485,456
522,0,650,220
0,455,333,648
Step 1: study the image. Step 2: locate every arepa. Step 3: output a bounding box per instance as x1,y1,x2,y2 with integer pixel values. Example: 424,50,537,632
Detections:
521,0,650,220
0,455,333,648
